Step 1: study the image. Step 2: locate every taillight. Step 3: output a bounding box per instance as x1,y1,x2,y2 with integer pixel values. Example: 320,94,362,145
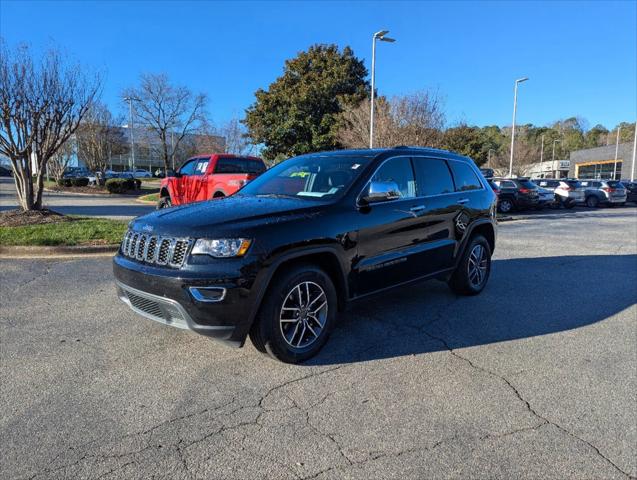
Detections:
602,187,615,193
562,186,572,191
228,179,247,187
518,188,531,194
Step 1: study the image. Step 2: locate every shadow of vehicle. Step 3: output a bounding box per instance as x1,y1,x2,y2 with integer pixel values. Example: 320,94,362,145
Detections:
308,254,637,365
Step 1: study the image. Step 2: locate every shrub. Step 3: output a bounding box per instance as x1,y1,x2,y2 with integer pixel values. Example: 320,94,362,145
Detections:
61,178,73,187
56,179,65,186
71,177,89,187
105,178,129,194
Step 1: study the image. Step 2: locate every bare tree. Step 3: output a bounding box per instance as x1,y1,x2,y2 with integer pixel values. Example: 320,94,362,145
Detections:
338,90,445,149
123,73,207,173
0,41,100,210
48,140,74,182
76,102,127,180
220,118,254,155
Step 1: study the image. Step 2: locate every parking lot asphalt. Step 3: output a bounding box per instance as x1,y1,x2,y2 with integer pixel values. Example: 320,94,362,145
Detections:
1,208,636,480
0,177,155,219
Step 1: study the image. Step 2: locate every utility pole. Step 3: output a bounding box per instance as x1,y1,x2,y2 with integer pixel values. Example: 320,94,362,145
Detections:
488,149,494,168
613,126,621,180
369,30,395,149
508,77,529,177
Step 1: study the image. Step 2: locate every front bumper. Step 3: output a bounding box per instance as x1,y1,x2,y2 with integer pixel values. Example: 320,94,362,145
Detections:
113,254,263,347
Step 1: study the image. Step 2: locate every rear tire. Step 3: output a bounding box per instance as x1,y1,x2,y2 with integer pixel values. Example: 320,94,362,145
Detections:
157,197,172,209
249,264,337,364
498,198,514,213
448,235,492,296
213,191,225,198
585,196,599,208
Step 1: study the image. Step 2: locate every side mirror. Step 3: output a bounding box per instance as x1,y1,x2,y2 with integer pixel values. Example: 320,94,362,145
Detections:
361,181,401,204
168,170,180,178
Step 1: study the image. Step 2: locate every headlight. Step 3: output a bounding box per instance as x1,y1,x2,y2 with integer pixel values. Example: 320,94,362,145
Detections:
191,238,252,258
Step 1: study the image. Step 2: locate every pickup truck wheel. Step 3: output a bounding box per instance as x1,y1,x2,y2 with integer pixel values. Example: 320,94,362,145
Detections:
585,196,598,208
448,235,491,296
157,197,172,209
250,264,337,363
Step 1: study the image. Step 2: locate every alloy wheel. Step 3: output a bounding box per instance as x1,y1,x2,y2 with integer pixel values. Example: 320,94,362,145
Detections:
467,244,488,288
279,281,328,349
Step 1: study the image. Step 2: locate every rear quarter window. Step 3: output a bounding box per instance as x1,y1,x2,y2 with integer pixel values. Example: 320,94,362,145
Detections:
448,161,482,192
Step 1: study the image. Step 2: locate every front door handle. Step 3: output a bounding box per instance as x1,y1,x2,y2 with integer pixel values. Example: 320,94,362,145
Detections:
457,198,470,205
410,205,426,213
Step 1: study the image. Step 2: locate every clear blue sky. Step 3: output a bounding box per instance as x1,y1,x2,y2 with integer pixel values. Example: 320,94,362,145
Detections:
1,0,635,130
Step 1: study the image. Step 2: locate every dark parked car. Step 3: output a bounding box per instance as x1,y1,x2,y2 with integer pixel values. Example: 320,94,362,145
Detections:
0,165,12,177
491,177,539,213
113,147,497,363
621,180,637,203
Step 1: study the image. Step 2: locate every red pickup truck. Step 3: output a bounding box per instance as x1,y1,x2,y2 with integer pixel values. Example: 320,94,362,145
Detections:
158,154,266,208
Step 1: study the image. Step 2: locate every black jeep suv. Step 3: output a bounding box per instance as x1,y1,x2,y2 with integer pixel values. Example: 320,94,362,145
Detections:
113,147,497,363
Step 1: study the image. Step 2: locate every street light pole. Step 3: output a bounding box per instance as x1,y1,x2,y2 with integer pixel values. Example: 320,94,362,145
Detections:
630,122,637,182
369,30,395,149
124,97,136,171
508,77,529,177
539,134,545,178
613,126,621,180
488,149,494,168
552,139,561,178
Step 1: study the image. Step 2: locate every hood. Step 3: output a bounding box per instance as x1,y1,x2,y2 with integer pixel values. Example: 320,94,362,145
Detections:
129,194,327,237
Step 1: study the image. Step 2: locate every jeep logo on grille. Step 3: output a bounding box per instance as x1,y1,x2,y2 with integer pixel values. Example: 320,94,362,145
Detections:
141,224,154,232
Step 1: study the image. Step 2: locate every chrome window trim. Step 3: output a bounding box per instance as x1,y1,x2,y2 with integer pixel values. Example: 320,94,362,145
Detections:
355,154,485,208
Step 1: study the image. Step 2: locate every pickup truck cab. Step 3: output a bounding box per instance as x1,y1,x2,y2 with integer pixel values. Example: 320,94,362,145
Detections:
158,154,266,208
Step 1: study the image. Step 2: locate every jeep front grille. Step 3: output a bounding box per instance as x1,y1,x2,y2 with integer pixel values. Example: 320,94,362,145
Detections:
120,230,193,268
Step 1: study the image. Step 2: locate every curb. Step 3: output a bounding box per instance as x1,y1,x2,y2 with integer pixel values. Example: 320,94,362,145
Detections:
136,198,157,205
0,244,119,259
43,188,155,199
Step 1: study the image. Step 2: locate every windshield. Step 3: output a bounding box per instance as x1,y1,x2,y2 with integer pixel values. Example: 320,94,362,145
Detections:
239,154,372,200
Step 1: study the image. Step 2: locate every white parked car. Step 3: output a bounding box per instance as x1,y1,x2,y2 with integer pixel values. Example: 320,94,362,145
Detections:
533,179,584,208
132,168,152,178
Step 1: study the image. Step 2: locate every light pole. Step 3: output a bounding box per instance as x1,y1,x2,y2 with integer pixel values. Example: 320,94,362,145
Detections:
613,126,621,180
630,122,637,182
551,139,561,177
539,134,545,178
370,30,395,149
124,97,136,171
508,77,528,177
488,149,495,168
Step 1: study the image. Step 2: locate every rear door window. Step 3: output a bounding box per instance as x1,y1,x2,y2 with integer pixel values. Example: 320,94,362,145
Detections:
448,161,482,191
194,157,210,175
412,157,455,196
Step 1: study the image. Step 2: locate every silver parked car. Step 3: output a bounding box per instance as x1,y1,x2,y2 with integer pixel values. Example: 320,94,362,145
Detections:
579,180,627,208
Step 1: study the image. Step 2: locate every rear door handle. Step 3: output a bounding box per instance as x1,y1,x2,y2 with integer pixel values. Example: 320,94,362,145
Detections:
457,198,470,205
410,205,426,213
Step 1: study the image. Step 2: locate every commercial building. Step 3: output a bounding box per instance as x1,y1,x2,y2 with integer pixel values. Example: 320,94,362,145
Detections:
525,159,570,179
569,142,635,180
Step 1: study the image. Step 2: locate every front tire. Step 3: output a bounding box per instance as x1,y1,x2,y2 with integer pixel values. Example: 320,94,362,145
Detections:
249,264,337,363
448,235,492,296
585,196,599,208
157,197,172,209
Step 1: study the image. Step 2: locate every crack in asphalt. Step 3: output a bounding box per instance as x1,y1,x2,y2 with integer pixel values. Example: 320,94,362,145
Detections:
420,328,634,479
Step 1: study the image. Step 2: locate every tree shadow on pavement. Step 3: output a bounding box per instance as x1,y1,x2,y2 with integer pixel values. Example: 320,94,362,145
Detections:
308,254,637,366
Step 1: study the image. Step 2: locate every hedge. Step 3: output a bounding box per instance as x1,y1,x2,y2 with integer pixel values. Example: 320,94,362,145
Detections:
71,177,90,187
105,178,141,193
